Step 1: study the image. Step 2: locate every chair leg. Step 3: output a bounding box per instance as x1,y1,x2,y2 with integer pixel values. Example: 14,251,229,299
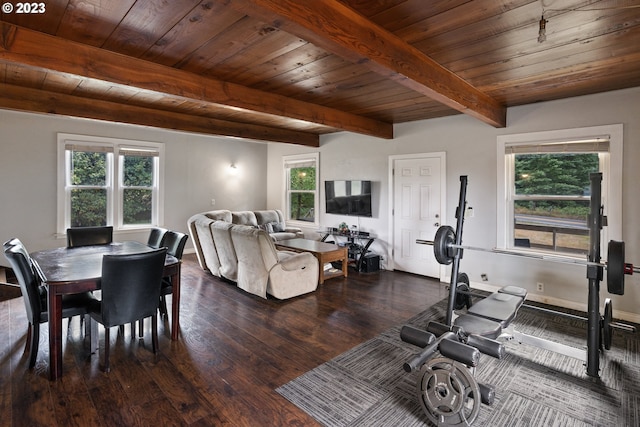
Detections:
25,323,32,353
151,315,158,354
103,326,111,373
139,318,144,338
159,295,168,318
29,322,39,369
84,314,90,337
130,322,136,340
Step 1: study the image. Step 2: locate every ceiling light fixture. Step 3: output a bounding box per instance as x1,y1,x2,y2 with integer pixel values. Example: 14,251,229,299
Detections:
537,14,547,43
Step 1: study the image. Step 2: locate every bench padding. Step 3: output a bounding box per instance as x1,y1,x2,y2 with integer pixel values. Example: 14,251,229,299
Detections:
454,286,527,338
454,314,503,339
467,292,525,327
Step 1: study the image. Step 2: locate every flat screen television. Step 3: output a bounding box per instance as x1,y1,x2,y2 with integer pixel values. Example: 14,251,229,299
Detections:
325,180,372,217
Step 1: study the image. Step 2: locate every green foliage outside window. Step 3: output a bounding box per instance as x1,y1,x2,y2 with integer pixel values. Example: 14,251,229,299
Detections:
289,166,316,222
70,151,107,227
514,153,599,220
122,156,154,225
69,151,155,227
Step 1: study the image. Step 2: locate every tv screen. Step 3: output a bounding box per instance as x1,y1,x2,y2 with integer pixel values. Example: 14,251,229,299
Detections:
325,180,372,217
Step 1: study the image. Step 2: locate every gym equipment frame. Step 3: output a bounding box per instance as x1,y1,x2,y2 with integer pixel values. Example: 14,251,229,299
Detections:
401,173,636,425
418,173,637,377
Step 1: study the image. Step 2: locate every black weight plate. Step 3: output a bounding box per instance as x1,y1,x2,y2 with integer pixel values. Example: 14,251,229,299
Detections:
603,298,613,350
607,240,625,295
434,226,455,265
454,272,472,310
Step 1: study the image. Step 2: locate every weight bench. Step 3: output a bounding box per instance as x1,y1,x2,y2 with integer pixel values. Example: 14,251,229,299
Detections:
400,285,528,426
453,285,528,339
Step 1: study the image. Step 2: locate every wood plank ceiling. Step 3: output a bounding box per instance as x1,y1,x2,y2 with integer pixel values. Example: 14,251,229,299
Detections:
1,0,639,146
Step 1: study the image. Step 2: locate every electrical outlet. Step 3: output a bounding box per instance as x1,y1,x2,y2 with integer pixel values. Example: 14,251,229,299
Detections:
481,273,488,281
465,206,474,218
537,282,544,292
211,198,216,206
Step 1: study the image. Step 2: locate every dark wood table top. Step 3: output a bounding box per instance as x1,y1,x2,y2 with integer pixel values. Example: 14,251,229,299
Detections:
31,241,178,285
276,238,346,254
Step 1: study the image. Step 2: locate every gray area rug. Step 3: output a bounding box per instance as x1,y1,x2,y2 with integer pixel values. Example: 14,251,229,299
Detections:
276,298,640,426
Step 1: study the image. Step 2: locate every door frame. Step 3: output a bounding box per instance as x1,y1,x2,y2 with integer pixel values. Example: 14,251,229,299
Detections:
387,152,447,279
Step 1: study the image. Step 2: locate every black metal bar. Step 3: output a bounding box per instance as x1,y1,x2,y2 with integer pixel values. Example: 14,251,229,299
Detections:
445,175,468,326
586,172,603,378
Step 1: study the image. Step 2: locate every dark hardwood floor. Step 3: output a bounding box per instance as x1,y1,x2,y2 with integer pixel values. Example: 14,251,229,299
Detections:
0,254,446,426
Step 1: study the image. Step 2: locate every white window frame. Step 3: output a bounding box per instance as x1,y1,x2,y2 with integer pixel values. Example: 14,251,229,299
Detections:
57,133,165,236
497,124,623,258
283,153,319,228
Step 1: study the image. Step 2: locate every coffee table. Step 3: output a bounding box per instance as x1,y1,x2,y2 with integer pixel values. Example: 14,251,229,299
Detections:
275,238,348,284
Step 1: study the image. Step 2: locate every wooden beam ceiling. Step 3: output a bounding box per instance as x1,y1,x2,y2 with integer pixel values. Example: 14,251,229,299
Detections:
0,23,393,144
0,83,320,146
226,0,507,128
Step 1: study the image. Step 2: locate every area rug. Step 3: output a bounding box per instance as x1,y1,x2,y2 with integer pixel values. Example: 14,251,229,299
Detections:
276,298,640,426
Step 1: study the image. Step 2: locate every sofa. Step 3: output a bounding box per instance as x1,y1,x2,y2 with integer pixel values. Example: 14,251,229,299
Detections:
187,210,317,299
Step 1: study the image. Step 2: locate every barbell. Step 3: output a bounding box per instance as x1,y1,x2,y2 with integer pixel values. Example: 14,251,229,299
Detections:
417,225,639,296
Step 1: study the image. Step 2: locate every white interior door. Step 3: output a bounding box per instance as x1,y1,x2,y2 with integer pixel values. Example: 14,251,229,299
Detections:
391,155,444,278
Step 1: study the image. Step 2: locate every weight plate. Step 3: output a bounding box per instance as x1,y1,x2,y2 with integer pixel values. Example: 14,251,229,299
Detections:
607,241,625,295
602,298,613,350
454,273,472,310
417,357,481,426
434,226,456,265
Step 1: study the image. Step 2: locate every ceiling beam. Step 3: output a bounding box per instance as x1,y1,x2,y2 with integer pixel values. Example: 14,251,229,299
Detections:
0,83,320,146
227,0,507,128
0,23,392,140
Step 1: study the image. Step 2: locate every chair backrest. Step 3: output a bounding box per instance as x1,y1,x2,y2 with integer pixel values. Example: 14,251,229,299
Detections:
3,237,40,281
3,237,30,261
147,227,168,248
3,245,42,323
163,231,188,259
67,226,114,248
99,248,167,327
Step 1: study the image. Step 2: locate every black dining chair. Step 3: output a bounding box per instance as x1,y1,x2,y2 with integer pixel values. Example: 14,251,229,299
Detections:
158,231,188,319
147,227,168,249
67,226,113,248
86,248,167,372
3,245,93,369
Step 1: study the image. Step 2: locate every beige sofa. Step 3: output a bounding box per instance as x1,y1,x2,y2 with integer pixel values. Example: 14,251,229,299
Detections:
187,210,317,299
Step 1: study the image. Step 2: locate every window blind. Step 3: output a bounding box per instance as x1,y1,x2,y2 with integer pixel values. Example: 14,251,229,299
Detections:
505,138,609,154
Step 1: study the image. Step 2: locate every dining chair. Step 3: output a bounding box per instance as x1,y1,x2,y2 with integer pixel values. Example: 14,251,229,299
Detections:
3,245,93,369
159,231,188,319
86,248,167,372
67,226,113,248
147,227,168,249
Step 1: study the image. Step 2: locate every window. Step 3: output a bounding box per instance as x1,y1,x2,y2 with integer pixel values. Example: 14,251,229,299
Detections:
497,125,623,256
57,134,164,235
283,153,319,225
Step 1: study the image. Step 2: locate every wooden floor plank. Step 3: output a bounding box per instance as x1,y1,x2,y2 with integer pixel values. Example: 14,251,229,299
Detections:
0,254,445,426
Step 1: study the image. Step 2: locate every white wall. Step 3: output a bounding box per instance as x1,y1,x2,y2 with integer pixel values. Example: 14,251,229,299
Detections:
266,87,640,321
0,109,268,252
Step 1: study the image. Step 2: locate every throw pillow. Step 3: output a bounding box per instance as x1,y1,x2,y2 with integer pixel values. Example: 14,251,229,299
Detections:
270,222,284,232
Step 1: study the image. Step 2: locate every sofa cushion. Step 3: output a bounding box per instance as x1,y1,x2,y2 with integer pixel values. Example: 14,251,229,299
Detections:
193,215,221,276
254,209,284,226
204,210,232,222
230,225,270,298
270,232,299,242
211,221,238,281
232,211,258,227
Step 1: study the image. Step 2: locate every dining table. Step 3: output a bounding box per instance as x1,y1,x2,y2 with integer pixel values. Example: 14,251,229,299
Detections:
30,241,181,380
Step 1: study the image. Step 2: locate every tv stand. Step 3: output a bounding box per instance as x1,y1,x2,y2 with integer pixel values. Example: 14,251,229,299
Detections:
319,228,376,272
